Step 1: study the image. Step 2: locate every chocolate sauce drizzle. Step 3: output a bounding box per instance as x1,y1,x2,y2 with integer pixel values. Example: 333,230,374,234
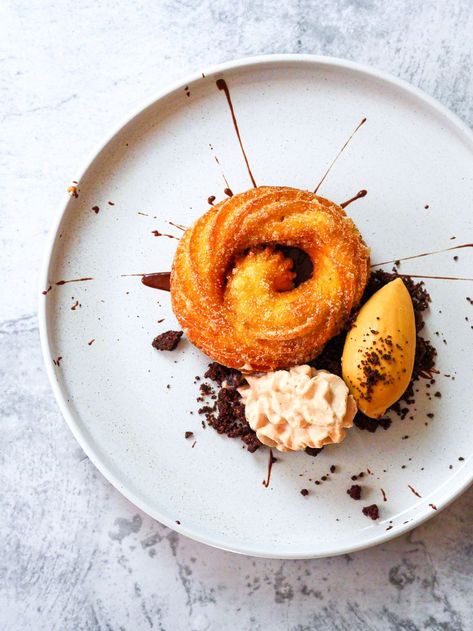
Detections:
168,221,187,232
141,272,171,291
224,188,233,197
151,230,179,240
340,189,367,209
216,78,257,188
399,274,473,282
262,449,275,488
314,118,366,194
372,243,473,267
55,277,94,286
209,144,231,189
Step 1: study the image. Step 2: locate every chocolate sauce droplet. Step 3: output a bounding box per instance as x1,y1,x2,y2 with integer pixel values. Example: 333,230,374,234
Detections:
340,189,367,209
141,272,171,291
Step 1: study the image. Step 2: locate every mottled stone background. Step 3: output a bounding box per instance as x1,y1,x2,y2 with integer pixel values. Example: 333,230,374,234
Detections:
1,1,473,629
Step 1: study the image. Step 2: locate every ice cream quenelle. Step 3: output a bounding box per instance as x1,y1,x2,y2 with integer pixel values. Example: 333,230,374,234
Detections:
342,278,416,419
238,365,357,452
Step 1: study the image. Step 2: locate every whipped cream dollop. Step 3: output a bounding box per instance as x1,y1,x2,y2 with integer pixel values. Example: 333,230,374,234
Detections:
238,365,357,452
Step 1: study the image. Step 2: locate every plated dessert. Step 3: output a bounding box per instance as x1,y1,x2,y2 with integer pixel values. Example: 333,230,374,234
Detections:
151,185,436,487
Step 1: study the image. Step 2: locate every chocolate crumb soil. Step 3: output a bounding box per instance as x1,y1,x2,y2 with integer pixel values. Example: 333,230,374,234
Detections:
152,330,183,351
362,504,380,520
347,484,362,500
313,270,438,432
197,363,261,452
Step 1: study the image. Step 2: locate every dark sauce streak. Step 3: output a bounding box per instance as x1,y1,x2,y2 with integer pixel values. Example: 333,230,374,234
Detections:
168,221,187,232
399,274,473,282
340,189,367,209
216,78,257,188
53,356,63,366
408,484,422,498
209,144,231,189
381,488,387,502
141,272,171,291
224,188,233,197
91,205,100,214
88,339,95,346
71,300,79,310
208,195,216,205
55,277,94,286
314,117,366,194
42,286,52,295
262,449,276,488
372,243,473,267
151,230,180,240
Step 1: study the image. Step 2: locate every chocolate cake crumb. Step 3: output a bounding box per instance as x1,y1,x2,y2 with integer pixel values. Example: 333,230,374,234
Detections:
198,366,262,452
347,485,362,500
152,330,183,351
300,488,309,496
204,362,244,387
362,504,379,520
199,383,213,396
185,431,193,439
305,447,323,457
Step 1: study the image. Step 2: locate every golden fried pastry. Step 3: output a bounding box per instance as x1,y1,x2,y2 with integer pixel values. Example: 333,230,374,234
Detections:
171,186,370,371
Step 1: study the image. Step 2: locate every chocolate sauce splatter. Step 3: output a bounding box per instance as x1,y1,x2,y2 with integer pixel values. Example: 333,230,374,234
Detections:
372,243,473,268
67,185,79,198
91,205,99,214
224,188,233,197
151,230,179,240
209,144,232,190
141,272,171,291
381,488,387,502
53,356,63,366
108,201,115,206
42,286,52,295
208,195,216,205
408,484,422,498
70,300,80,310
262,449,275,488
168,221,187,232
55,277,94,286
340,189,367,209
314,117,366,193
399,274,473,282
88,339,95,346
216,78,257,188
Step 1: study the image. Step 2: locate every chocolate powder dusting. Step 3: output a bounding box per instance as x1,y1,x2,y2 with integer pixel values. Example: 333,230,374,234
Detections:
314,270,437,432
152,330,183,351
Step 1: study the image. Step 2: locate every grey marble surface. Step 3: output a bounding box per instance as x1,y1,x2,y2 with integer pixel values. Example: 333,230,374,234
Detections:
2,1,473,629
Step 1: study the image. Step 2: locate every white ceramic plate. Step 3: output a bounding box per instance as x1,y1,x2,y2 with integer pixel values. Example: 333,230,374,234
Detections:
39,55,473,559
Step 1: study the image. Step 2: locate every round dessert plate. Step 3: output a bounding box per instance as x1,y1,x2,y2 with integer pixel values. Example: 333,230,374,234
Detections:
39,55,473,558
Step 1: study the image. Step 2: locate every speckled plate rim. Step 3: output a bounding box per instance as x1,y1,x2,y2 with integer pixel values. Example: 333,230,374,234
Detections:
39,54,473,559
